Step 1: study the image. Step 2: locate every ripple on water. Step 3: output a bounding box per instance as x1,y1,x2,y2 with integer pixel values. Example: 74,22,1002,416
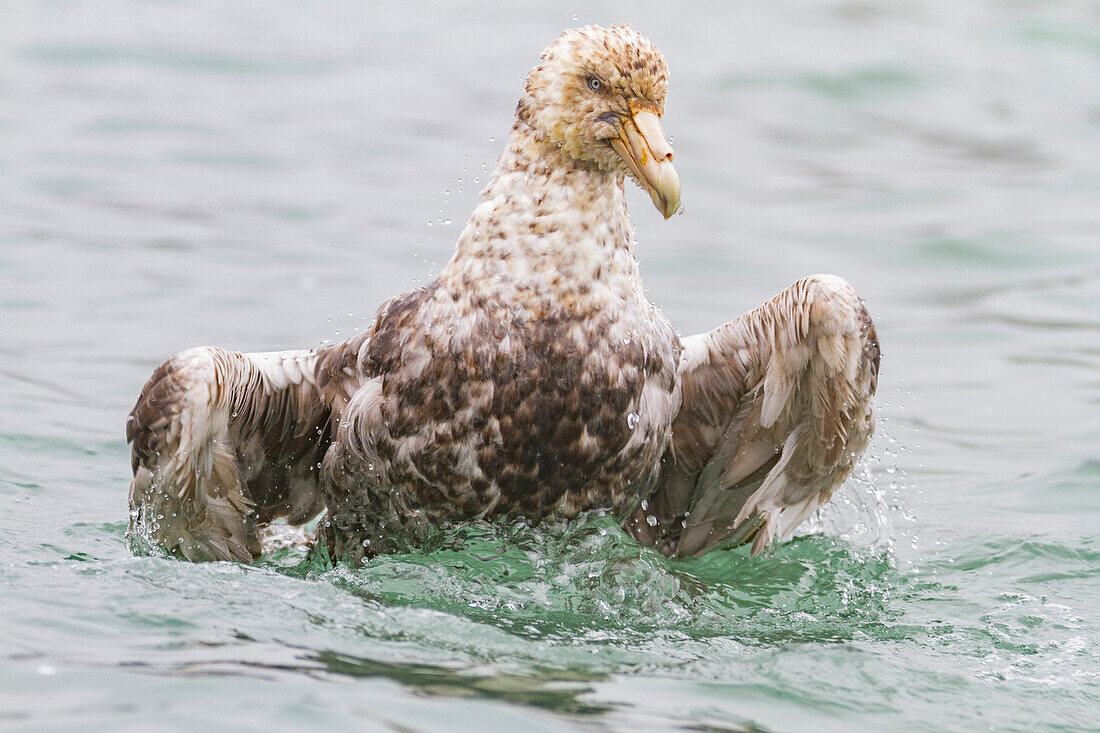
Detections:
266,505,914,652
116,442,918,661
15,439,1098,732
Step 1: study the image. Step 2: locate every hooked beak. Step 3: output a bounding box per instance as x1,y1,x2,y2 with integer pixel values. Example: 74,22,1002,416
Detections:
609,105,681,219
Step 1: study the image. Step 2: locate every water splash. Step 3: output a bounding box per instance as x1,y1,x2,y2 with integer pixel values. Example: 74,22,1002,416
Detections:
259,504,912,652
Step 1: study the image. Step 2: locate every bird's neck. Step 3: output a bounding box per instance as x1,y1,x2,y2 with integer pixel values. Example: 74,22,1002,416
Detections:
440,121,642,300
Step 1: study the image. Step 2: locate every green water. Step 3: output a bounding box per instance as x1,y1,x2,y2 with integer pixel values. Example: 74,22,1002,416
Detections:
2,1,1098,730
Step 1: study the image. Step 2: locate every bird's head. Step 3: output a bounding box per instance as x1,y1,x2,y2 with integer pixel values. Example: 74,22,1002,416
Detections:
518,25,681,219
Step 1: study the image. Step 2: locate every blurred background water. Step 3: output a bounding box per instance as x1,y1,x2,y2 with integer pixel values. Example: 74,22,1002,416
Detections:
1,1,1098,730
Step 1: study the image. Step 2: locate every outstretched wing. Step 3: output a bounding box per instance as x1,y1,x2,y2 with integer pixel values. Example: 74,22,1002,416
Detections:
126,338,369,562
627,274,880,557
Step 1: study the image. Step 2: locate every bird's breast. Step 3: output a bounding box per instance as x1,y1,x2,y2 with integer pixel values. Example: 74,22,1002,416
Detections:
366,283,679,518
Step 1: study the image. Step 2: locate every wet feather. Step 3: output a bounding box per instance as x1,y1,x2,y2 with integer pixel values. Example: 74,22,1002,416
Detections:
126,26,880,563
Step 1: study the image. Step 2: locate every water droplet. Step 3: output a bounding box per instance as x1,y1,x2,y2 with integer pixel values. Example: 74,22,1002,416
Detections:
646,514,658,527
626,412,640,430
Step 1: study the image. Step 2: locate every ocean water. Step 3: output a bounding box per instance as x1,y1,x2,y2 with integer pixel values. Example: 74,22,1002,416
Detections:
2,1,1098,730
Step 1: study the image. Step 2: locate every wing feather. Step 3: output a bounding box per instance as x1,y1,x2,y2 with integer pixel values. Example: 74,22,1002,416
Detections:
627,274,880,558
126,341,364,562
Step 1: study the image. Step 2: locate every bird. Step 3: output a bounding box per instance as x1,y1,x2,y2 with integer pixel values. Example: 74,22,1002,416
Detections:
126,25,880,565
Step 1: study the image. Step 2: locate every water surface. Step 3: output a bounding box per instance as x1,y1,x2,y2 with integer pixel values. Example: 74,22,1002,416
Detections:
2,1,1098,730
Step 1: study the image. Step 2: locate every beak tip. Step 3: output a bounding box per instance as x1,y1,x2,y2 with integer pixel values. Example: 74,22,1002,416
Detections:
654,166,681,220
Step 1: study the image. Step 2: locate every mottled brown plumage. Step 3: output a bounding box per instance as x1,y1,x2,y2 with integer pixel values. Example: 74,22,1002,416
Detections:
126,25,879,564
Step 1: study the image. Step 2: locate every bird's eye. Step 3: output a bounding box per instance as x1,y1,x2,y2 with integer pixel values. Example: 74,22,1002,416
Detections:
587,77,602,92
